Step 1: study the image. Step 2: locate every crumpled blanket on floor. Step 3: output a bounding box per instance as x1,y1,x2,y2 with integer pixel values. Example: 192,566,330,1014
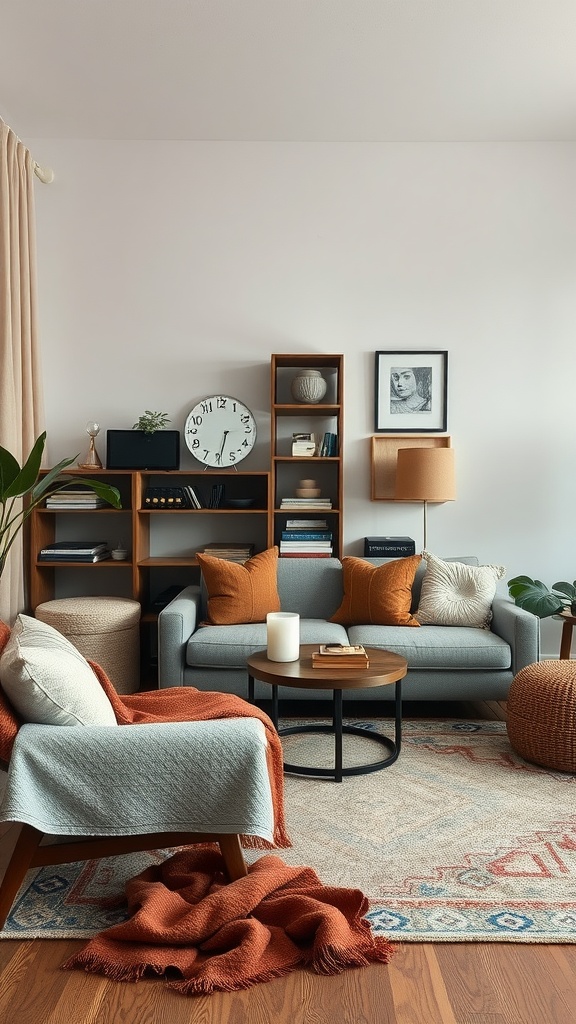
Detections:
63,846,394,995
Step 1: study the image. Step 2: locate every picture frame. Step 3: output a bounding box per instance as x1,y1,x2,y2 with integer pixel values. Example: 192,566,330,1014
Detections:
374,350,448,432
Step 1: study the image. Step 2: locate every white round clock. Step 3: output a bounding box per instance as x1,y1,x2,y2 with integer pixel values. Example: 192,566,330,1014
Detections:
184,395,257,467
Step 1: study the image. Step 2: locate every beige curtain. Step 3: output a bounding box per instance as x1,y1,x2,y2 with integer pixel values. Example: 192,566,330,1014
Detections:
0,119,45,624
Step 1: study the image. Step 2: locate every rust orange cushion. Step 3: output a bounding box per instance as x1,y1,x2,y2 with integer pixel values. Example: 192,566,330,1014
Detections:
196,546,281,625
330,555,422,627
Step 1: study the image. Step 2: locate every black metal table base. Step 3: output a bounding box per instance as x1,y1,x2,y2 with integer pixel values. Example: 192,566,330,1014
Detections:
248,676,402,783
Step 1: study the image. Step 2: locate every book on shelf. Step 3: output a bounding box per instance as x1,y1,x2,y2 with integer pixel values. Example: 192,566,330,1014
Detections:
39,541,109,555
279,542,332,551
208,483,225,509
285,519,329,530
46,496,107,508
278,536,332,544
318,432,338,456
279,551,332,558
185,485,204,509
38,550,111,563
201,542,255,563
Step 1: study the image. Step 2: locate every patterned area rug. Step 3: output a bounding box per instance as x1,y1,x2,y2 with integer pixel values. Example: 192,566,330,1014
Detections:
2,720,575,942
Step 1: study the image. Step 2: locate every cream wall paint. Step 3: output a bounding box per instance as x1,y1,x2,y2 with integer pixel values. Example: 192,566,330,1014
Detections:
29,140,576,655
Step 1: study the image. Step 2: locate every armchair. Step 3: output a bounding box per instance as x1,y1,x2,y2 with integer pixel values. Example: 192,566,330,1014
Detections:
0,620,285,930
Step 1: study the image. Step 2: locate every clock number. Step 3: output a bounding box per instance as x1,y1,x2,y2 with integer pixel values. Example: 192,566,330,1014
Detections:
202,449,210,461
187,416,202,431
229,451,236,462
201,400,213,414
214,452,221,465
241,439,249,448
217,397,227,409
190,438,199,449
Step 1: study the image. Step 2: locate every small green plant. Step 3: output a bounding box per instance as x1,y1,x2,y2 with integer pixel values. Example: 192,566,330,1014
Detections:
508,576,576,618
0,433,121,579
132,411,171,435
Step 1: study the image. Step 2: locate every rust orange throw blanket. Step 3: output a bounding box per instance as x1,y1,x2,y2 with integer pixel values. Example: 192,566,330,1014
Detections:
63,847,394,994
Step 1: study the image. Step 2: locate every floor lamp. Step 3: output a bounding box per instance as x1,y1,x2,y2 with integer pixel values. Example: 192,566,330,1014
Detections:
394,447,456,551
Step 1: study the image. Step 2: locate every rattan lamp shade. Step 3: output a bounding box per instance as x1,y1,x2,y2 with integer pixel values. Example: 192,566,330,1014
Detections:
395,447,456,550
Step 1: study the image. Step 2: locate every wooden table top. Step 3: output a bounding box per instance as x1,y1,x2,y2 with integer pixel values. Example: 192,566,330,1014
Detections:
247,644,407,692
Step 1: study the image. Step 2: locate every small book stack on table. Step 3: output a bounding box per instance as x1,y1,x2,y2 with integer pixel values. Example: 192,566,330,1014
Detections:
311,644,370,668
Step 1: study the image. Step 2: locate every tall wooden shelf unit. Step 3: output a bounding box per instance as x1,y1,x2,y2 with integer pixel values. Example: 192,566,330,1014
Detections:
29,468,272,613
270,354,344,559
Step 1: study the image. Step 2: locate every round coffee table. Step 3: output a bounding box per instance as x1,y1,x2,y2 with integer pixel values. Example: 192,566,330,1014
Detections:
247,645,408,783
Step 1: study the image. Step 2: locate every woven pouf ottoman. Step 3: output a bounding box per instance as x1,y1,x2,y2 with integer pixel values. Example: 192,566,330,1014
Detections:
506,661,576,773
35,596,141,694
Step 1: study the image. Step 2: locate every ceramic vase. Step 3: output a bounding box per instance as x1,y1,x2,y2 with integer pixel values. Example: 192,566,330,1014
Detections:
290,369,327,404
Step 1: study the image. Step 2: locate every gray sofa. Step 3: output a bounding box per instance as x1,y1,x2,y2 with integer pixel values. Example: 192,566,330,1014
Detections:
157,556,540,702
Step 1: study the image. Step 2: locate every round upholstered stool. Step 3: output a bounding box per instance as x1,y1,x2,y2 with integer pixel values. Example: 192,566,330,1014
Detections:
506,661,576,773
35,597,141,694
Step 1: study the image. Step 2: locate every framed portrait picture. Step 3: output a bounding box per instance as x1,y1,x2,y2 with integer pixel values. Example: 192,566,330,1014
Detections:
374,350,448,432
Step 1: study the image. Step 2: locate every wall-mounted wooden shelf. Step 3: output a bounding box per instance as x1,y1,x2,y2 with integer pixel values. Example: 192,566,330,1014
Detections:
370,435,452,501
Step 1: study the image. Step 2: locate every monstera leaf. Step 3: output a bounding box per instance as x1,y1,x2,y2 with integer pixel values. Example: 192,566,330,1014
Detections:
507,576,566,618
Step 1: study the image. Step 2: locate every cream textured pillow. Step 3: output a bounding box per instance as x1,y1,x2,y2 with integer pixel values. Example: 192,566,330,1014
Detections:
415,552,506,628
0,614,117,726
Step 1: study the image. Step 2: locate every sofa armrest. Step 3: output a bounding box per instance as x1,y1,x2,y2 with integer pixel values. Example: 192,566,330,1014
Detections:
158,585,201,688
490,596,540,675
0,719,274,842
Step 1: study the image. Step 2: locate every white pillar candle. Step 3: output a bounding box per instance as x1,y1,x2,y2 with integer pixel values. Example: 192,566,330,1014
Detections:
266,612,300,662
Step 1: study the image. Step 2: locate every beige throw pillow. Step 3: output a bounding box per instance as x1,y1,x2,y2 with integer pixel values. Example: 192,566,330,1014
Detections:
0,614,117,726
415,552,506,628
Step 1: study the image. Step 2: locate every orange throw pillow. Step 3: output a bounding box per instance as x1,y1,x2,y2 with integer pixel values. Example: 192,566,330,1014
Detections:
330,555,422,627
196,546,281,625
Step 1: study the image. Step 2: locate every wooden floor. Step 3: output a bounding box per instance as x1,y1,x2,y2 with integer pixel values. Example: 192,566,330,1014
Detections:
1,700,575,1024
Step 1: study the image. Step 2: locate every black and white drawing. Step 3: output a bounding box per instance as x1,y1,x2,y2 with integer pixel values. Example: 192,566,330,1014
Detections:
375,351,447,432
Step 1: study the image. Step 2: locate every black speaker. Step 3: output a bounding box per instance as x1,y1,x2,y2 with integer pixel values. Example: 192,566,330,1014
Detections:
106,430,181,470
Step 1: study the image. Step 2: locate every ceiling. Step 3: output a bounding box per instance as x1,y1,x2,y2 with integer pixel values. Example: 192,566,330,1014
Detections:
2,0,576,142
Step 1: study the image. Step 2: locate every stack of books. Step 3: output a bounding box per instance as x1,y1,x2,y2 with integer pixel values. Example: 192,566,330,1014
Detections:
279,526,333,558
291,433,316,456
38,541,111,563
200,542,255,563
45,489,107,509
311,644,370,669
280,497,333,510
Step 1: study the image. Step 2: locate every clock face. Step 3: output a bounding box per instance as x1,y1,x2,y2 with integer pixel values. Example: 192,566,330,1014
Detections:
184,395,257,467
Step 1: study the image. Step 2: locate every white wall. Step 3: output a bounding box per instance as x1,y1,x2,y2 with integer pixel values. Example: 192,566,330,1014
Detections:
29,139,576,655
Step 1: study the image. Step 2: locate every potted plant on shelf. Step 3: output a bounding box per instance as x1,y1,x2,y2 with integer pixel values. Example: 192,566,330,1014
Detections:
0,432,121,580
507,575,576,617
132,411,171,434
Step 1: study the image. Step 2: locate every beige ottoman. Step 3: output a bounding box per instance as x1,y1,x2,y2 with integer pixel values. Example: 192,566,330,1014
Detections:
506,660,576,773
35,597,141,694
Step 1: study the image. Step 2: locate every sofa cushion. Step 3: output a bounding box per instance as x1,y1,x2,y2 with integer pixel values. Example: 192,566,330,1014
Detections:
0,614,117,727
187,619,349,669
347,624,512,670
330,555,421,627
415,552,506,628
196,547,281,625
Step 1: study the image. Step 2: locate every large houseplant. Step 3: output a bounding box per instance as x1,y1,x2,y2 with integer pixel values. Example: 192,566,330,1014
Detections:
0,432,121,579
508,575,576,618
